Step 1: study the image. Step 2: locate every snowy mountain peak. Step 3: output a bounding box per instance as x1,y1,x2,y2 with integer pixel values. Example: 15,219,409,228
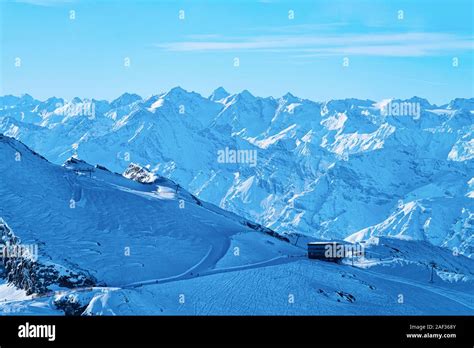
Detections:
44,96,63,104
160,87,207,105
408,96,433,107
323,98,374,113
233,90,256,103
282,92,296,99
280,92,300,104
165,86,189,99
446,98,474,110
393,96,434,109
209,87,230,101
20,93,34,102
111,93,142,108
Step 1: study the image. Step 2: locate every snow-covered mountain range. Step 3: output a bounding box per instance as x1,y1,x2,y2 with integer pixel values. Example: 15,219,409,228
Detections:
0,89,472,258
0,133,473,315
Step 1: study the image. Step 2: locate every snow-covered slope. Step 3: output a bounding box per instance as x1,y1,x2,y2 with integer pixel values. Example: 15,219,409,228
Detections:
0,90,472,258
0,135,298,290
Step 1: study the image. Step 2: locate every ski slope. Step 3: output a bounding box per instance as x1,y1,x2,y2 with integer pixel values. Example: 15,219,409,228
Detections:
2,249,472,316
0,134,299,288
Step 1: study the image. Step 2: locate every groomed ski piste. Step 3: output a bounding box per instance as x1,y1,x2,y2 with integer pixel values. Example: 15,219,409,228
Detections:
0,134,473,315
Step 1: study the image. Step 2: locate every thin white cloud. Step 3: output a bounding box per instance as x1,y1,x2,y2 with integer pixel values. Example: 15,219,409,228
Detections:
154,32,474,57
293,40,474,57
246,22,350,34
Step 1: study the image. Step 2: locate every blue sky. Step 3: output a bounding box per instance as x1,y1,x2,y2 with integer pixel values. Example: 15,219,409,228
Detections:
1,0,473,104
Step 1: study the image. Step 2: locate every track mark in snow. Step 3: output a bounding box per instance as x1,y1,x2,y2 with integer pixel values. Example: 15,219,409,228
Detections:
362,268,474,311
122,254,304,289
123,246,214,288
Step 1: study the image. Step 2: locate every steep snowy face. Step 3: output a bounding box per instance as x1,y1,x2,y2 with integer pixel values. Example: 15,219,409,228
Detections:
0,90,472,256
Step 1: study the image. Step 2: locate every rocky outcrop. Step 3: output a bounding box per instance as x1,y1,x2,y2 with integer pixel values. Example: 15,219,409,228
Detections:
54,294,91,316
0,219,96,295
122,163,157,184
